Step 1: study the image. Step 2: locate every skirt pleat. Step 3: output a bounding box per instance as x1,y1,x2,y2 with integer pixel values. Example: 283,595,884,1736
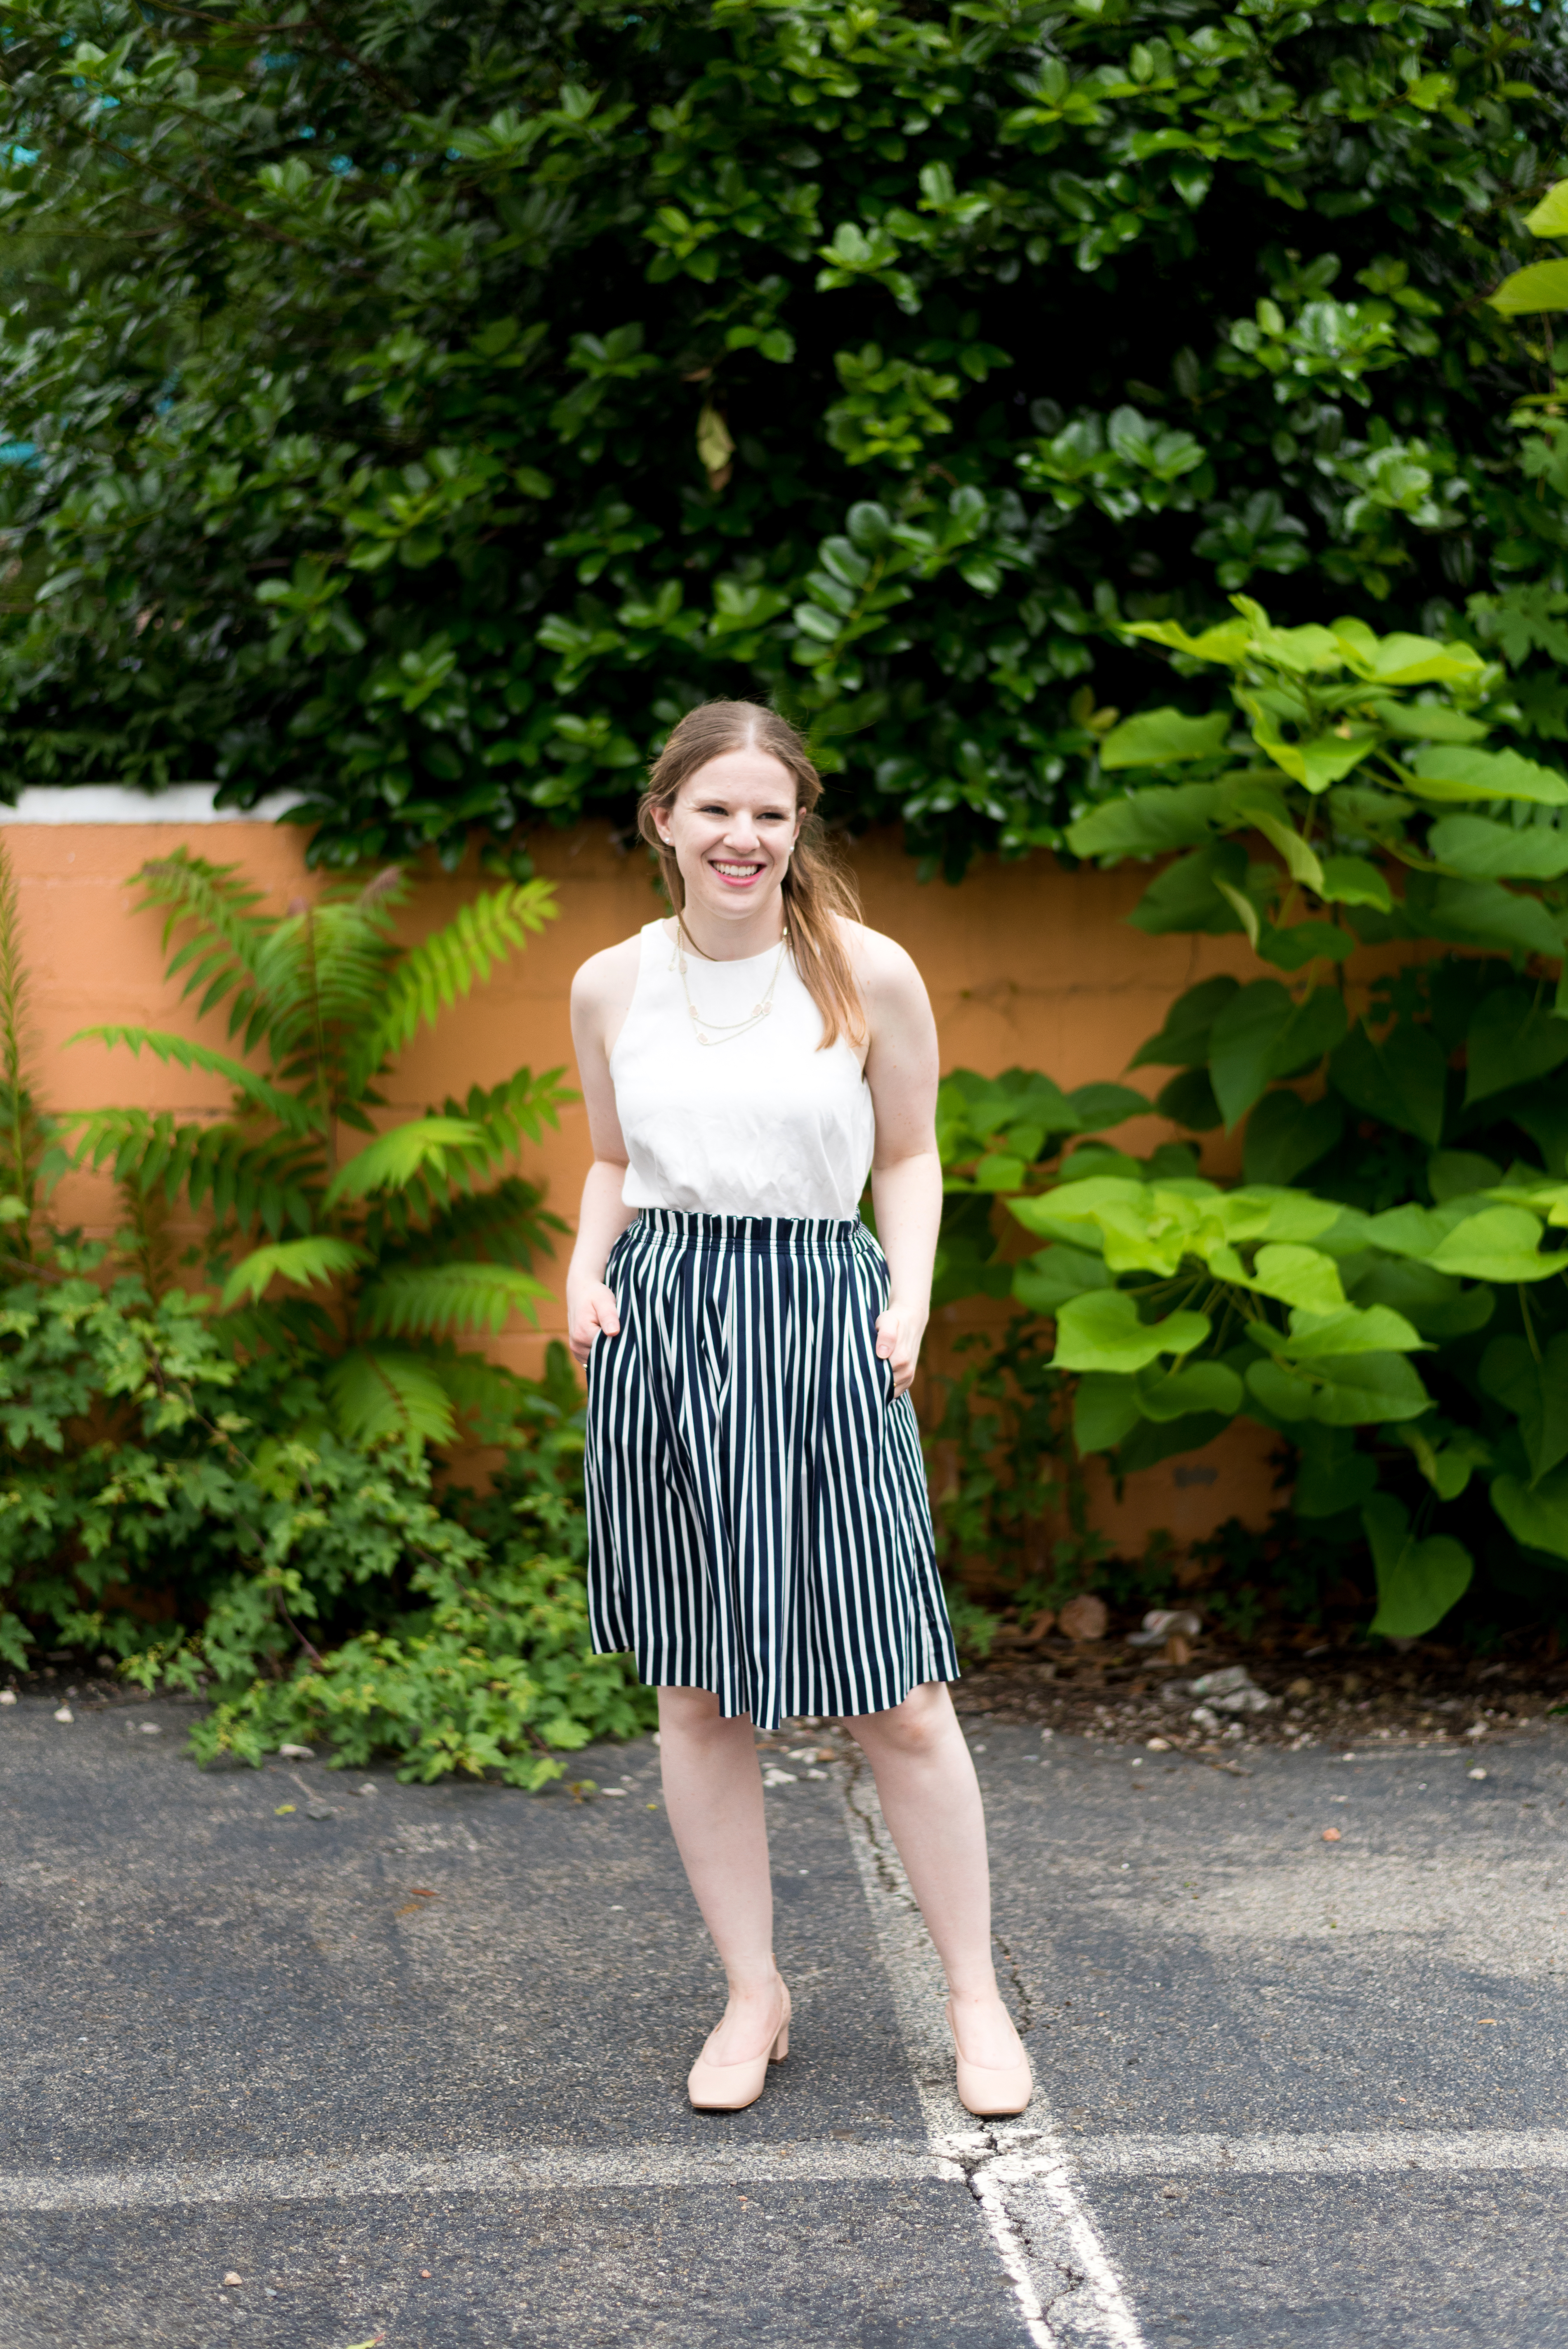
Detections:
584,1209,959,1730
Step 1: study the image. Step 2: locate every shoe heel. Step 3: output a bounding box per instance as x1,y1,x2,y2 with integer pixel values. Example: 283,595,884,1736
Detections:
770,2021,789,2063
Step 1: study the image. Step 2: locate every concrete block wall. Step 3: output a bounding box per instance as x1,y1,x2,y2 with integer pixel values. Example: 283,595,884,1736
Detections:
4,792,1285,1560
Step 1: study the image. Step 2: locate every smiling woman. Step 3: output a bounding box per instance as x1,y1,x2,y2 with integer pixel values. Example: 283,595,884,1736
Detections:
562,697,1033,2124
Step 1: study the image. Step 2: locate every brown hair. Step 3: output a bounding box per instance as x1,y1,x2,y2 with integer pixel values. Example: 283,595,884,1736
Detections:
638,701,866,1049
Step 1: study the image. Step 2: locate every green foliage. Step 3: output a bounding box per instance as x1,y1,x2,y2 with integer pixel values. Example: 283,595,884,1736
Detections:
0,1238,648,1779
1071,597,1568,1018
0,0,1562,874
930,608,1568,1649
67,851,571,1450
186,1355,656,1787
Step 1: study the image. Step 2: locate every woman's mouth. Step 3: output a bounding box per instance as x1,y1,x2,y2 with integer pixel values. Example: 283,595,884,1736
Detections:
709,859,765,888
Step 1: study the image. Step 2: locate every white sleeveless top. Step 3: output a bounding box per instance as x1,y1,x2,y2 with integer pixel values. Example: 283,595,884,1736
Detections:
610,921,875,1220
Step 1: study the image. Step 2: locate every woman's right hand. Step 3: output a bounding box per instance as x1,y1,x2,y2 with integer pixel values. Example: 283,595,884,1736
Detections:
567,1276,621,1366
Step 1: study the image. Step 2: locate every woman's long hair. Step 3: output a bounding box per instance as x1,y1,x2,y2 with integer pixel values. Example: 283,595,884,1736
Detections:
637,701,865,1049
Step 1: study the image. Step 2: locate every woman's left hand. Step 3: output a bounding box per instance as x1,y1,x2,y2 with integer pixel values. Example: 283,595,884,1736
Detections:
874,1300,928,1397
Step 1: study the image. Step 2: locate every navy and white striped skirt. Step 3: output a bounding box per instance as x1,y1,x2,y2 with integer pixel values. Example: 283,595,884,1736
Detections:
584,1209,959,1730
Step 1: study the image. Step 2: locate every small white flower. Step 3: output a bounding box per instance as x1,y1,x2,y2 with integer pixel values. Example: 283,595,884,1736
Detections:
52,1705,73,1724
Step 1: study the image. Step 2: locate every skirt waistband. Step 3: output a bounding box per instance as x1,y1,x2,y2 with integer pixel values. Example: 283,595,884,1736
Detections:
630,1208,868,1252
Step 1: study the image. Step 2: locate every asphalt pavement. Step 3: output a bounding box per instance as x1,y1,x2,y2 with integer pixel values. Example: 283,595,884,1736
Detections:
1,1693,1565,2347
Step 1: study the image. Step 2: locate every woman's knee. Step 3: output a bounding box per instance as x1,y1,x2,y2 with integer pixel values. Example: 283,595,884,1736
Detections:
657,1686,749,1747
845,1680,956,1761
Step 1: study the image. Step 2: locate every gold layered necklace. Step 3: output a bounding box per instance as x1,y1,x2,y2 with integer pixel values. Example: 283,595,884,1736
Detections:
670,916,790,1047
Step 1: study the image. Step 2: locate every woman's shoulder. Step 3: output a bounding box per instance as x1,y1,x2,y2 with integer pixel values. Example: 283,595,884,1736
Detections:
831,915,924,995
572,924,659,1004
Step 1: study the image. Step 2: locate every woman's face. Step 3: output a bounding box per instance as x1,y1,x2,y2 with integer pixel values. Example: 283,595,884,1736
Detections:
654,748,802,926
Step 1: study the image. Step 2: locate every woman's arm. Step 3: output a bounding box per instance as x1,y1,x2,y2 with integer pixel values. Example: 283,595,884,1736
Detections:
858,931,943,1397
565,943,640,1367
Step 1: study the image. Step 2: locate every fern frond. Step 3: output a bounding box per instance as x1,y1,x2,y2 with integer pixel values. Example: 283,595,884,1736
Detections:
66,1111,323,1236
132,851,271,1028
66,1027,322,1135
377,1177,564,1270
431,1351,533,1441
324,1116,486,1208
368,1073,575,1227
349,880,559,1085
325,1349,456,1449
220,1235,369,1310
358,1261,550,1338
0,832,52,1243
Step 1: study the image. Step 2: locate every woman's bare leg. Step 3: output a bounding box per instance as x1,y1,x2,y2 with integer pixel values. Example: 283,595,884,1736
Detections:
845,1681,1024,2068
657,1686,787,2063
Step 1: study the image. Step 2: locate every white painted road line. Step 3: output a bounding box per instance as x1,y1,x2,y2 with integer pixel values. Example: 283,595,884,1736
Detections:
838,1765,1150,2349
0,2142,937,2213
7,2126,1568,2220
1063,2129,1568,2179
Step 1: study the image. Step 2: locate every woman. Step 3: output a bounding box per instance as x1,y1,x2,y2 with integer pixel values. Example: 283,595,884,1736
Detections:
567,700,1032,2120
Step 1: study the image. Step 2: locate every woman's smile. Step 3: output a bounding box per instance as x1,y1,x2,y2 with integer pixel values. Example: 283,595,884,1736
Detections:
709,856,767,887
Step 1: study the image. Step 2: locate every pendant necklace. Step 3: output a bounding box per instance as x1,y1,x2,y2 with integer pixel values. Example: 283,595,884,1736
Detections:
670,917,789,1047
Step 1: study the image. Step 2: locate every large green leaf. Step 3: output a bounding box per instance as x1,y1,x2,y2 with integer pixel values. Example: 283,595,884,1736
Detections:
1012,1243,1112,1314
1487,258,1568,316
1328,1019,1446,1146
1068,1082,1153,1131
1069,787,1222,857
1136,1361,1243,1420
1406,746,1568,806
1315,854,1393,910
1329,618,1485,687
1429,1207,1556,1283
1406,876,1568,960
1242,1089,1343,1184
1464,984,1568,1106
1479,1333,1568,1487
1155,1068,1223,1131
1293,1426,1378,1518
1246,1243,1346,1313
1126,842,1250,936
1129,976,1241,1070
1363,1495,1473,1638
1427,815,1568,881
1073,1371,1142,1455
1523,180,1568,236
1349,1253,1494,1340
1209,982,1346,1130
1247,1350,1431,1424
1490,1468,1568,1562
1249,1303,1425,1360
1097,707,1232,768
1051,1289,1210,1373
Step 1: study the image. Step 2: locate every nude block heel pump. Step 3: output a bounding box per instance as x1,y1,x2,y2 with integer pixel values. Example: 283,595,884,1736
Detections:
947,1998,1033,2118
687,1983,791,2113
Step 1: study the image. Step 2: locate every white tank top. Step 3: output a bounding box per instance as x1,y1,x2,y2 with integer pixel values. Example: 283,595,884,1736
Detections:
610,920,875,1220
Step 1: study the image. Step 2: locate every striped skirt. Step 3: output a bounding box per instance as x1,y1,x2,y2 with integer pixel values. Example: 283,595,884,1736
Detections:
584,1209,959,1731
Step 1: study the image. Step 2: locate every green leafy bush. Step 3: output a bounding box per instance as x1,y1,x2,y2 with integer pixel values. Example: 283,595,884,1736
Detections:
932,599,1568,1647
0,0,1562,874
183,1348,656,1787
0,1229,649,1781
